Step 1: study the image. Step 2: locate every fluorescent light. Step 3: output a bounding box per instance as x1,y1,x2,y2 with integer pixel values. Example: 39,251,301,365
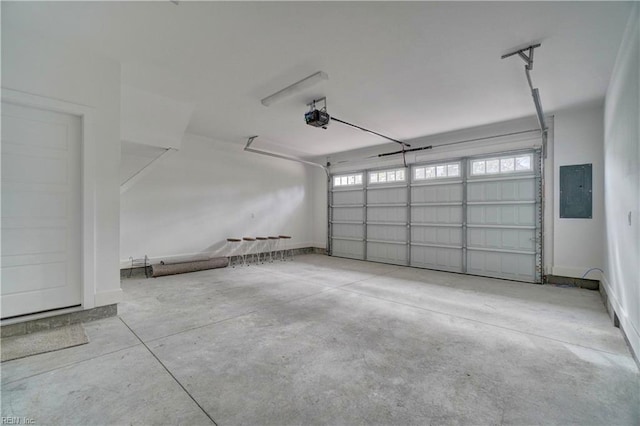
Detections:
261,71,328,107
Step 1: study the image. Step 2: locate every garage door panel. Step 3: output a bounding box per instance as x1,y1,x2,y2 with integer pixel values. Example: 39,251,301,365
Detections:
367,224,407,242
467,250,536,281
412,206,462,224
411,184,462,203
467,204,535,226
333,207,364,222
367,242,406,265
367,206,407,223
468,179,535,202
467,228,535,251
333,191,364,205
332,223,364,239
367,188,407,204
332,239,364,260
411,246,462,272
412,226,462,246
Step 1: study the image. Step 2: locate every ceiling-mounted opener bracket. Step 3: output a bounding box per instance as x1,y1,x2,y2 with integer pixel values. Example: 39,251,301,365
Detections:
502,43,548,155
307,97,327,112
501,43,541,71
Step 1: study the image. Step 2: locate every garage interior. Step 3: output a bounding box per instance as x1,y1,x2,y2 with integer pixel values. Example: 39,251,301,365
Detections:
1,2,639,425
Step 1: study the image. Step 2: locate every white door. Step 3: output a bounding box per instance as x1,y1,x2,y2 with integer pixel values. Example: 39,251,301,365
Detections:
330,172,365,260
1,102,82,318
466,152,541,282
366,168,408,265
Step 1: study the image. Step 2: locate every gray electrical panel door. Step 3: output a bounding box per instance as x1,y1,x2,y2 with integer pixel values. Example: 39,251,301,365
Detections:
560,164,592,219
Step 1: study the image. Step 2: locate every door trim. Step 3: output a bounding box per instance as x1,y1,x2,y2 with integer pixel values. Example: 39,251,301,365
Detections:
2,88,97,311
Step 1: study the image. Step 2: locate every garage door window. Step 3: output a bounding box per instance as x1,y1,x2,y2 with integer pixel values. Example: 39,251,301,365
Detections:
369,168,405,184
333,173,363,187
414,162,460,180
471,154,532,176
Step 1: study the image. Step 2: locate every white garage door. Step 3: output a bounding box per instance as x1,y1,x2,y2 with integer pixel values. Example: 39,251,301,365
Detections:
330,172,365,260
1,102,83,318
329,150,542,283
410,161,464,272
466,152,541,282
366,168,408,265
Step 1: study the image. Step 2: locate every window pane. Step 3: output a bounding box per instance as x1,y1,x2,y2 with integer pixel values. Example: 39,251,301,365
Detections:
486,159,499,174
334,177,340,186
472,161,485,175
341,176,348,185
355,175,362,184
396,169,405,181
379,173,386,182
370,173,378,183
516,156,531,171
425,166,436,179
447,163,460,177
348,175,355,185
415,168,425,180
500,158,515,172
388,171,396,182
436,165,446,177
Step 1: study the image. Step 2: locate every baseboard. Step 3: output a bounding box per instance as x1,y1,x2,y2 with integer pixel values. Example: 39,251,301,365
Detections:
121,247,328,279
546,275,599,290
600,274,639,367
0,304,118,338
120,242,320,269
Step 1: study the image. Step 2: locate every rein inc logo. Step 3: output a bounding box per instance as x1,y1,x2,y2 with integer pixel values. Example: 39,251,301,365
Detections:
1,418,35,425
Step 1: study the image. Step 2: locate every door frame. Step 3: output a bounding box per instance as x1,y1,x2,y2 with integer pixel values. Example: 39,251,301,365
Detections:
2,88,97,312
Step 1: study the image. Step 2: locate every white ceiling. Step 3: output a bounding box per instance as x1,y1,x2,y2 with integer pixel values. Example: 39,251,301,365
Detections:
2,1,632,157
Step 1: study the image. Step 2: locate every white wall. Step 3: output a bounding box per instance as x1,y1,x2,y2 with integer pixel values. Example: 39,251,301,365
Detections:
603,4,639,358
120,134,316,264
552,104,605,278
121,85,194,150
2,28,122,306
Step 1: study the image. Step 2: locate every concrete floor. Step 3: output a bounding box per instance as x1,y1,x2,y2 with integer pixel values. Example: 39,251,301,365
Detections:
2,254,638,425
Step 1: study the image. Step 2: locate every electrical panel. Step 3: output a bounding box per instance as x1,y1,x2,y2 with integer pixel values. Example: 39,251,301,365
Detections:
560,164,592,219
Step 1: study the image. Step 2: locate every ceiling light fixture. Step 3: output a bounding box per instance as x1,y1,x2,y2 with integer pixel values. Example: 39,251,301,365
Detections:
261,71,328,107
